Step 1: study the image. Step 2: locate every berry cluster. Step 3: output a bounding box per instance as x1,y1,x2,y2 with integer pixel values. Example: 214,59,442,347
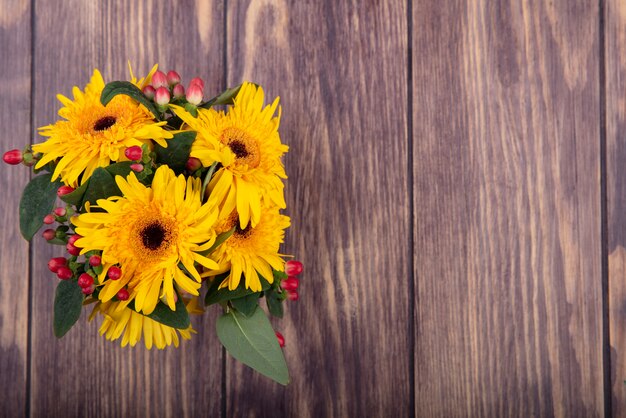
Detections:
141,70,204,110
274,260,304,348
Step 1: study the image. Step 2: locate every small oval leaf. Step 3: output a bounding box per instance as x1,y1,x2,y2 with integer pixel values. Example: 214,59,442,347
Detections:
19,173,62,240
128,299,190,329
154,131,196,174
53,280,84,338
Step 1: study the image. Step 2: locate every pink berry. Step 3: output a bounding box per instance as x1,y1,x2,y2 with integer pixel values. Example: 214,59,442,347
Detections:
116,288,130,301
57,186,75,197
2,149,22,165
142,85,156,99
155,86,170,106
275,331,285,348
172,83,185,99
43,214,55,225
47,257,67,273
151,70,168,88
42,229,56,241
77,273,94,288
124,146,143,161
53,207,66,217
287,290,299,301
166,70,181,86
281,277,299,291
186,83,203,105
108,266,122,280
89,255,101,267
189,77,204,89
285,260,303,276
130,163,144,173
56,266,73,280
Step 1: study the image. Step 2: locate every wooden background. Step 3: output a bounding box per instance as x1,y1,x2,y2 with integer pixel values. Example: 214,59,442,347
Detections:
0,0,625,417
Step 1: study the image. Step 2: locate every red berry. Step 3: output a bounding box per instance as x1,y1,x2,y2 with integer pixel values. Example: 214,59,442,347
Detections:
56,266,72,280
142,85,156,99
108,266,122,280
66,242,80,256
281,277,299,291
67,234,82,245
285,260,303,276
166,70,181,86
186,157,201,171
43,214,55,225
47,257,67,273
53,207,66,217
186,83,203,105
124,146,143,161
172,83,185,99
116,288,130,301
57,186,75,197
275,331,285,348
77,273,94,288
2,149,22,165
89,255,101,267
130,163,144,173
155,86,170,105
287,290,299,301
42,229,56,241
151,70,168,88
81,284,95,295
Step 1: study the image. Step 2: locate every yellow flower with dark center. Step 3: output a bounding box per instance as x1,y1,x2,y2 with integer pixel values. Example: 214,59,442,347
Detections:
73,166,220,315
171,82,289,229
203,205,290,292
90,298,202,349
33,67,173,187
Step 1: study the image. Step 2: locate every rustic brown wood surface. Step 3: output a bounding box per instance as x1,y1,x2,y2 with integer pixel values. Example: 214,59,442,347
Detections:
0,0,624,417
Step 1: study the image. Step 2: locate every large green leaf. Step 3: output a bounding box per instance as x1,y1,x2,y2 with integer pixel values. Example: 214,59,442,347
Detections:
19,173,62,240
199,84,246,109
217,307,289,385
154,131,196,173
53,280,83,338
129,299,190,329
100,81,160,118
205,275,271,306
82,168,121,206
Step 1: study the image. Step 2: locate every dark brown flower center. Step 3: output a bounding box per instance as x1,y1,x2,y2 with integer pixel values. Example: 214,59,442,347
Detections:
93,116,117,131
234,224,252,238
141,222,167,250
228,140,250,158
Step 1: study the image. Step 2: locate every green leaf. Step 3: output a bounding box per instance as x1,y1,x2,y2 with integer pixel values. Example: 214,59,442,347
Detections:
200,227,234,256
217,307,289,385
205,275,271,306
231,293,260,317
154,131,196,174
266,289,284,318
101,81,160,118
82,168,121,206
53,280,84,338
105,161,134,178
199,84,247,109
129,298,190,329
201,161,219,197
19,173,62,240
60,181,89,206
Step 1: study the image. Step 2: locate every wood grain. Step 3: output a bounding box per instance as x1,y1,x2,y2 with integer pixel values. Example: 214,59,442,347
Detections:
0,0,31,415
606,0,626,415
413,1,604,416
226,1,411,417
29,1,225,416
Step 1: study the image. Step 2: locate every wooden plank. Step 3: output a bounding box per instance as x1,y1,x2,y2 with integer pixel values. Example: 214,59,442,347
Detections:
413,1,604,416
29,1,225,416
0,0,31,415
226,1,410,417
606,0,626,415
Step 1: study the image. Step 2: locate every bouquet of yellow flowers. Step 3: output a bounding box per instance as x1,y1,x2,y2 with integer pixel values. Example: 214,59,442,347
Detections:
3,65,303,385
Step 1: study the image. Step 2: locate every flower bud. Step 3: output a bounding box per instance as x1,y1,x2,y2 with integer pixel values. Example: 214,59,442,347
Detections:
285,260,303,276
142,85,156,99
130,163,144,173
89,255,102,267
186,83,203,105
151,70,168,88
116,288,130,301
2,149,22,165
42,229,56,241
287,290,299,301
43,214,55,225
77,273,94,288
66,242,81,256
155,86,170,105
57,185,75,197
281,277,299,291
124,146,143,161
189,77,204,89
53,207,66,217
82,284,96,295
275,331,285,348
166,70,181,86
108,266,122,280
185,157,202,171
172,83,185,99
56,266,73,280
47,257,67,273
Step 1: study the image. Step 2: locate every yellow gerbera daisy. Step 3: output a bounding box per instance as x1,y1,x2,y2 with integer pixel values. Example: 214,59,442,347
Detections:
204,205,290,292
90,298,200,349
73,165,220,315
171,82,289,229
33,67,173,187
